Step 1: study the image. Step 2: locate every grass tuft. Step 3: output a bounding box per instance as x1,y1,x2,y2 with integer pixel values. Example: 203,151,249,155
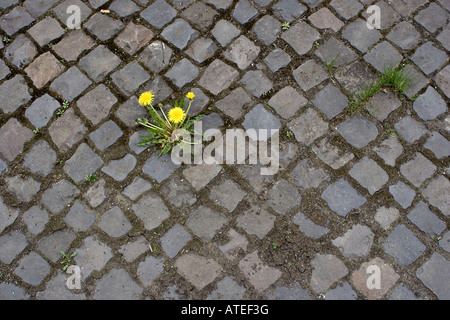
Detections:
349,65,412,115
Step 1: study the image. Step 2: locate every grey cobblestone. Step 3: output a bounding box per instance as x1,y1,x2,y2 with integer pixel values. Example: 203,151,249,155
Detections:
348,156,388,195
236,206,275,239
89,120,123,152
160,224,192,258
4,34,37,68
239,251,281,292
98,206,132,238
383,224,426,266
64,200,96,232
94,268,142,300
23,205,49,235
186,206,227,242
84,13,124,42
14,252,50,286
132,192,170,231
37,230,76,262
389,181,416,209
414,2,448,33
0,75,31,114
321,178,366,217
6,175,41,202
0,119,33,162
79,45,122,83
408,201,446,236
64,143,103,183
176,254,222,290
281,21,320,56
0,231,28,264
310,253,348,294
417,253,450,299
101,154,137,181
332,224,374,259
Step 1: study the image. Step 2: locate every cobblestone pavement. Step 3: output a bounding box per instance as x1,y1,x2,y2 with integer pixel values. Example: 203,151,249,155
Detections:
0,0,449,300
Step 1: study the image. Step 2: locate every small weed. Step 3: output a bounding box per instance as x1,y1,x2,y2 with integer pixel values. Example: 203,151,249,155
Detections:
56,100,70,116
149,244,159,254
349,65,412,116
33,127,40,134
324,54,341,76
324,61,336,76
286,130,293,138
2,36,11,44
281,22,290,31
272,242,278,249
85,174,97,182
60,251,77,271
383,125,403,140
314,41,320,48
381,65,412,95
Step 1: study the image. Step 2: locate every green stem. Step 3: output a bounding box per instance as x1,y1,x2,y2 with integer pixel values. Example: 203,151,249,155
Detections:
137,120,165,132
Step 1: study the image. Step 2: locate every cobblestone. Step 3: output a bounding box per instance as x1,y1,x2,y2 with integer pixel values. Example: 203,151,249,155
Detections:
161,19,199,50
25,52,65,89
383,224,426,266
175,254,222,290
40,179,79,214
89,120,123,152
348,156,388,195
417,253,450,299
79,45,121,83
0,118,33,161
239,251,281,292
236,206,275,239
64,200,96,232
281,21,320,56
413,86,447,121
310,254,348,294
64,143,104,183
4,34,37,68
321,178,366,217
0,75,32,114
332,224,374,259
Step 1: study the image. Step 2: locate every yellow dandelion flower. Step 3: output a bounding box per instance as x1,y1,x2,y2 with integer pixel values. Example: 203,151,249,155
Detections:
186,92,195,100
168,107,186,124
139,91,155,107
